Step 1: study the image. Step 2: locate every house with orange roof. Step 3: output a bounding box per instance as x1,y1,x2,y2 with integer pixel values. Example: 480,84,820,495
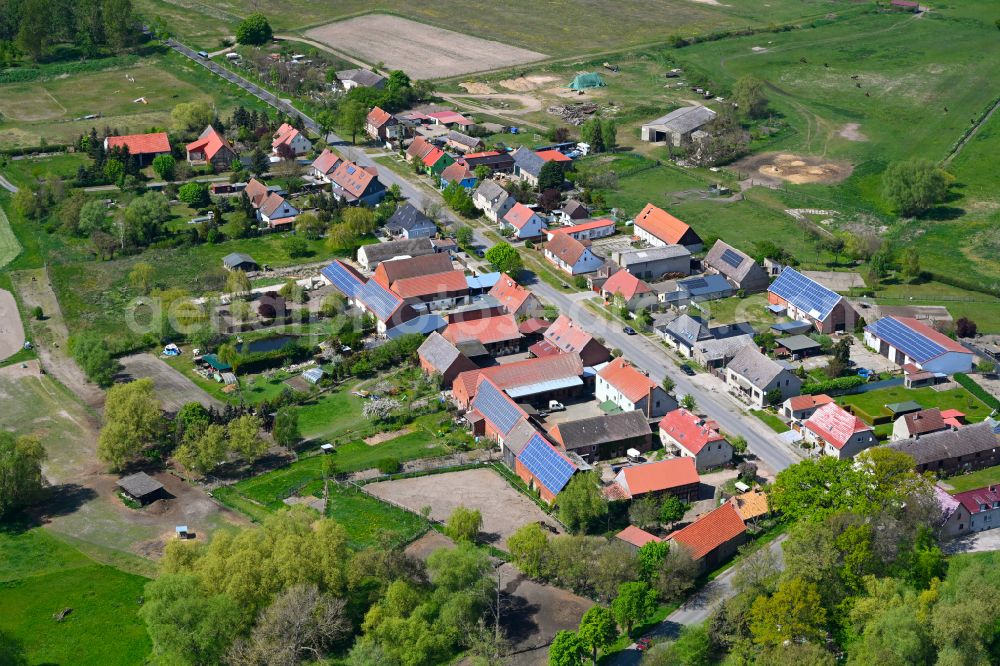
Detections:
374,253,454,288
633,203,703,252
545,218,616,242
781,393,834,421
610,458,700,502
729,490,770,524
666,502,747,568
421,146,455,176
328,160,387,206
544,233,603,275
271,122,312,156
257,192,299,228
451,353,585,409
442,314,524,357
371,253,468,311
530,314,610,367
891,407,966,441
309,149,342,183
185,125,237,171
601,270,658,312
488,274,543,319
596,357,676,419
406,136,437,164
659,408,732,471
803,402,877,459
615,525,663,551
366,106,401,142
439,161,477,190
502,203,546,240
243,178,272,208
104,132,171,166
535,149,572,164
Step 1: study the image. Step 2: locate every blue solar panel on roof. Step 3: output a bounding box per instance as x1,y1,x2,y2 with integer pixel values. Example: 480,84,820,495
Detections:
321,261,363,299
347,166,356,174
517,434,575,494
867,317,945,363
682,277,708,290
720,248,744,269
473,380,522,435
359,280,402,321
768,268,841,321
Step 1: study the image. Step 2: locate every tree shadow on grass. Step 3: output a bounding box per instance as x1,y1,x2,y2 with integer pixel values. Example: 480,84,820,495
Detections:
920,206,965,221
0,630,28,666
38,483,98,521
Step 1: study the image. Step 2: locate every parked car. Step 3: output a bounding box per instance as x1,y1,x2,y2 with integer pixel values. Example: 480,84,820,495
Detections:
622,326,637,335
679,364,695,376
548,400,565,412
636,638,653,652
197,50,209,58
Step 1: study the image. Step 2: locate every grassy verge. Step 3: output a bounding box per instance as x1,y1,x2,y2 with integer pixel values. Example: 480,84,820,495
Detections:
750,409,790,434
945,465,1000,494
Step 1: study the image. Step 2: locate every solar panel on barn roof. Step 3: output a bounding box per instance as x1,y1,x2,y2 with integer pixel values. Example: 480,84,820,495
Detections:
472,380,523,435
359,280,402,321
720,248,744,269
768,268,841,322
517,434,576,494
321,261,364,299
867,317,945,363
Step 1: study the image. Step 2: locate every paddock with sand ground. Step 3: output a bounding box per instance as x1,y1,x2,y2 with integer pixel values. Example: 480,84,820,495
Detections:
734,152,853,185
304,15,545,80
0,288,26,362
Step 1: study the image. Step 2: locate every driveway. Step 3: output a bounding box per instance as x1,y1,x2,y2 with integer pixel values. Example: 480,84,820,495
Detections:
944,530,1000,555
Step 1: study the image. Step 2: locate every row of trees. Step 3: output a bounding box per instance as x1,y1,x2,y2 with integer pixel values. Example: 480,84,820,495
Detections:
3,0,136,60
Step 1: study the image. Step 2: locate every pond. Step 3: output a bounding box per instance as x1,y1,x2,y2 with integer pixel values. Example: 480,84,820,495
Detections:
238,335,299,354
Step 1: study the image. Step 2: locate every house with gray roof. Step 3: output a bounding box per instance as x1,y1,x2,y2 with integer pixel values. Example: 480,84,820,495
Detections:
336,68,386,90
511,147,546,187
725,345,802,408
473,180,517,223
612,245,691,281
641,105,717,146
418,331,478,388
703,240,770,293
658,315,755,367
889,421,1000,474
223,252,257,272
357,237,436,270
661,314,711,356
384,203,438,240
548,410,653,463
445,130,483,153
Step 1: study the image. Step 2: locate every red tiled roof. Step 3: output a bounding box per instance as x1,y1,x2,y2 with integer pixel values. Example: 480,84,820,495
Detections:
458,354,583,398
535,149,572,163
489,274,535,314
954,485,1000,515
667,503,746,560
545,233,591,266
329,159,378,200
659,408,726,456
390,269,469,299
367,106,394,128
272,123,300,149
504,203,539,230
442,314,524,346
786,394,833,412
519,318,550,335
463,150,501,159
406,136,436,160
804,402,872,449
616,458,699,497
259,192,295,219
602,270,651,301
244,178,269,207
598,358,657,403
185,125,233,161
529,340,560,358
634,203,692,245
374,253,454,288
440,161,473,183
428,111,471,125
422,147,447,167
615,525,663,548
106,132,170,155
311,148,341,176
547,218,616,238
543,315,597,355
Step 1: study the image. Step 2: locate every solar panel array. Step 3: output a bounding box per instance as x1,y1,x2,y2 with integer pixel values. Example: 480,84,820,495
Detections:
321,261,364,299
517,434,576,494
359,280,402,321
768,268,841,321
720,247,745,270
867,317,945,363
473,380,523,435
681,277,708,290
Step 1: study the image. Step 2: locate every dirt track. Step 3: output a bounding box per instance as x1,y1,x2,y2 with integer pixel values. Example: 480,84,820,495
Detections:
118,353,223,413
0,288,25,361
305,15,545,80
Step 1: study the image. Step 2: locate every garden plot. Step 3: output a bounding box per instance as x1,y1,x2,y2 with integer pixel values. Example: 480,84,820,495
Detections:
363,467,561,549
304,15,545,80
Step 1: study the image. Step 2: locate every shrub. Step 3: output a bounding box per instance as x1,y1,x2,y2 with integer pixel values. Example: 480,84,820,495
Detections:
377,458,401,474
955,373,1000,411
801,375,865,396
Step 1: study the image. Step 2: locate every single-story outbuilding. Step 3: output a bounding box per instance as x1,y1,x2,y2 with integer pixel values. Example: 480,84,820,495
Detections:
117,472,166,505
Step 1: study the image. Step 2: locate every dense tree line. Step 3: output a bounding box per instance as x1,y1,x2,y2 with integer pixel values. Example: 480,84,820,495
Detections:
0,0,137,60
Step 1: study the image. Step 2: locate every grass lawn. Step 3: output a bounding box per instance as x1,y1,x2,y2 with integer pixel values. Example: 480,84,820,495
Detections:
694,292,772,329
325,483,429,549
751,409,790,433
0,49,270,149
837,385,993,425
298,385,368,441
0,526,150,665
945,465,1000,494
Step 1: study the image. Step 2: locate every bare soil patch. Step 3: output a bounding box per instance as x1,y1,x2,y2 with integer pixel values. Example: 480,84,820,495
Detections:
734,152,853,185
500,562,592,656
364,468,561,549
364,427,414,446
118,353,223,413
460,81,496,94
499,75,558,92
305,15,545,80
801,270,867,292
0,288,25,362
838,122,868,141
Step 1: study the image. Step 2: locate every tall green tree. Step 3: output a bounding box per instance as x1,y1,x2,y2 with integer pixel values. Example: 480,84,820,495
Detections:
0,434,46,516
272,408,300,448
152,154,176,181
102,0,134,52
732,75,769,118
577,606,617,665
445,506,483,543
98,378,163,470
549,630,586,666
235,13,273,45
484,242,523,276
228,414,266,464
611,581,657,634
174,423,228,474
881,159,949,217
538,160,564,191
507,522,550,578
341,100,368,144
749,577,827,647
557,472,607,534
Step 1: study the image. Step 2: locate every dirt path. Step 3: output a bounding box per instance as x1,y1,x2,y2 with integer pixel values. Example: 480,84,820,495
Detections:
11,268,105,412
943,96,1000,165
446,92,544,114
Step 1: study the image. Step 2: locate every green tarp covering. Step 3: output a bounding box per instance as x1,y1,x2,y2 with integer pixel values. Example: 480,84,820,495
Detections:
568,72,606,90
